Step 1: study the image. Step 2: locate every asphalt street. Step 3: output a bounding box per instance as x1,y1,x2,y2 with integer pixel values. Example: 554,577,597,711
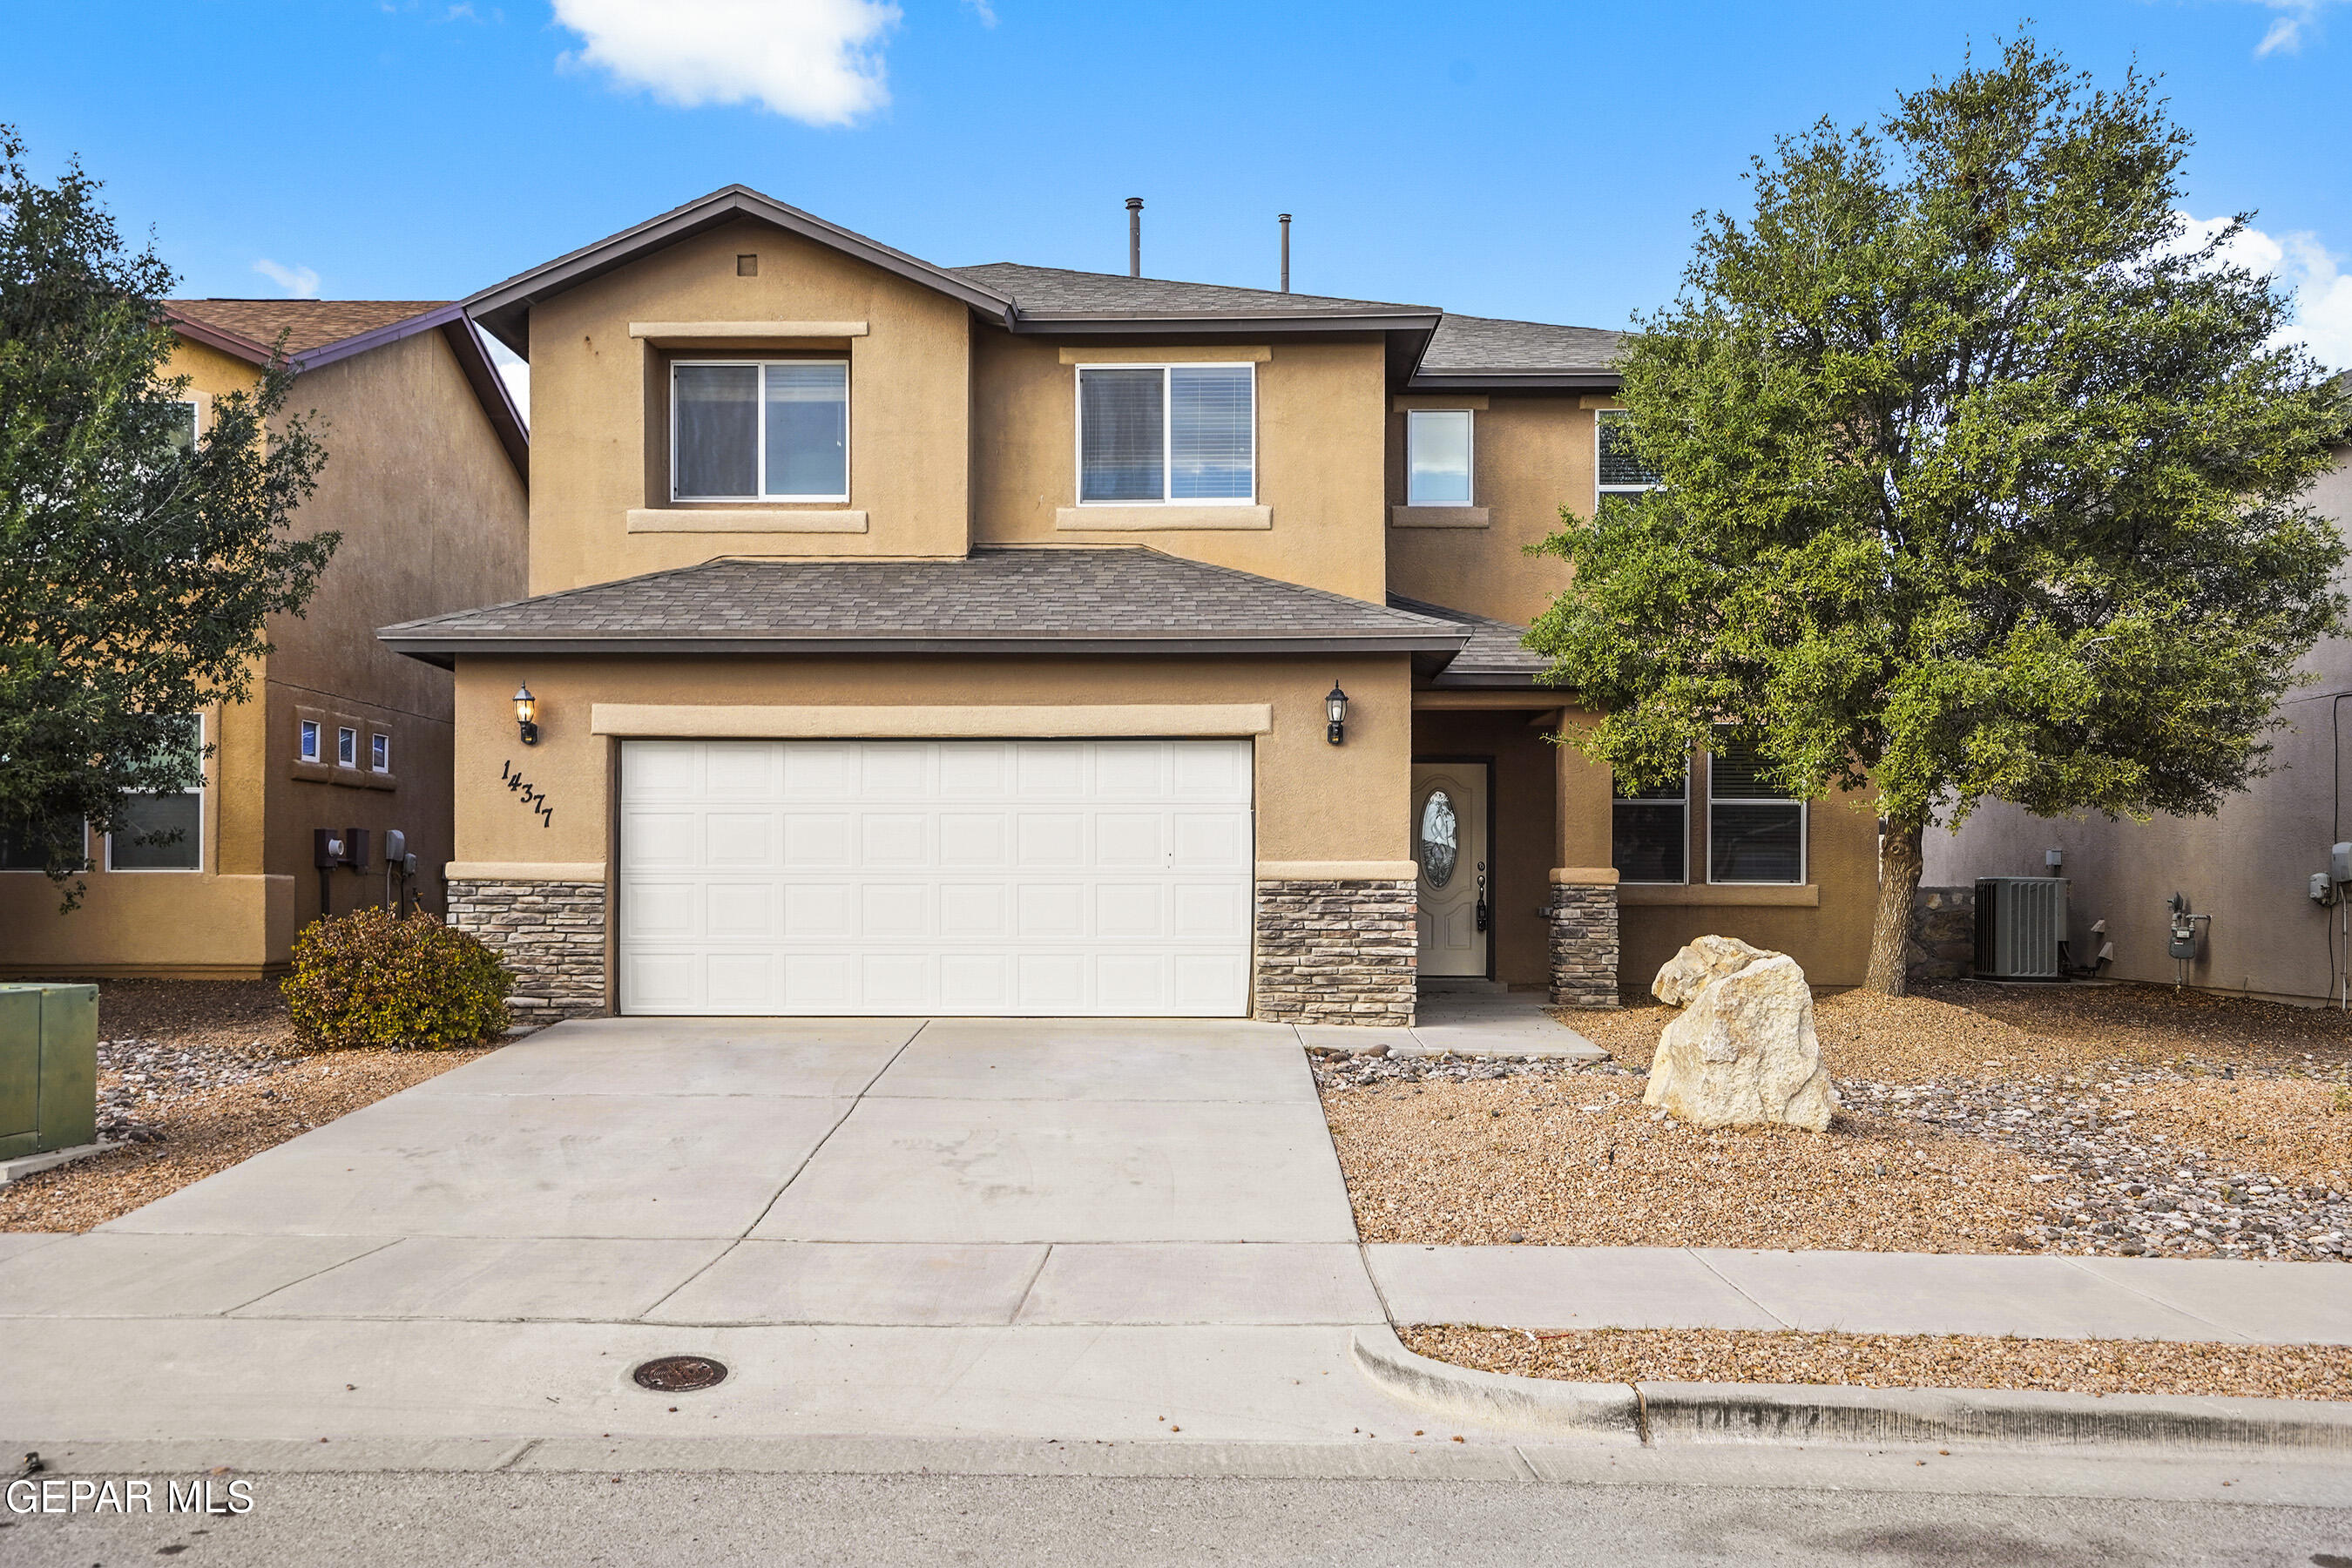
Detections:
6,1470,2352,1568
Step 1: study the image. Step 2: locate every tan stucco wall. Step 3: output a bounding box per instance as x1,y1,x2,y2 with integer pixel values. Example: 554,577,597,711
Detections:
526,219,972,591
972,333,1390,603
0,328,526,977
1924,450,2352,1003
1386,392,1592,626
448,653,1414,873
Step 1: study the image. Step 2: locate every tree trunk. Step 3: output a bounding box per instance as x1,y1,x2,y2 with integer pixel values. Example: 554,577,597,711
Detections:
1866,816,1925,997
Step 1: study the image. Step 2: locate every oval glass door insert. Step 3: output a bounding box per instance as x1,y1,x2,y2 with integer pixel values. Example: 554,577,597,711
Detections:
1419,789,1458,887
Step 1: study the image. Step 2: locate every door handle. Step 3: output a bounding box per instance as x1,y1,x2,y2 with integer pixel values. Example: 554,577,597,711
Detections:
1475,862,1490,933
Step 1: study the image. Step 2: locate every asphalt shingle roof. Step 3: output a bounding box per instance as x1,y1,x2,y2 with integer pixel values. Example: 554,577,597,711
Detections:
950,263,1436,321
1420,314,1626,376
1387,592,1554,687
167,300,448,356
381,547,1469,665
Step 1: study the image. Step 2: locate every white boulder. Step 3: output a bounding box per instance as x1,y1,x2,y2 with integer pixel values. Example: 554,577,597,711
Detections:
1643,950,1838,1132
1651,934,1777,1006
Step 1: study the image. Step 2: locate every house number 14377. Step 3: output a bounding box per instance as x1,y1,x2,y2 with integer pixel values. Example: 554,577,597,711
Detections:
502,759,553,828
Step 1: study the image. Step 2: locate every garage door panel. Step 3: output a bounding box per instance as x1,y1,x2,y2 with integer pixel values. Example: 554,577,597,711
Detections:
620,739,1252,1017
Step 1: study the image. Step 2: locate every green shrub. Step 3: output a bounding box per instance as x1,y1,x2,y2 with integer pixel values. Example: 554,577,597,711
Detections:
281,907,513,1050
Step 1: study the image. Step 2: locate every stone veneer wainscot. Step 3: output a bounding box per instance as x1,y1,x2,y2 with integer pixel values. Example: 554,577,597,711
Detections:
446,879,607,1025
1251,877,1417,1026
1548,878,1620,1009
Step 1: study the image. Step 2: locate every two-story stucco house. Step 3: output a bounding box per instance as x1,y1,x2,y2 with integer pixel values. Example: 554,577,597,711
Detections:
382,186,1875,1025
0,300,529,978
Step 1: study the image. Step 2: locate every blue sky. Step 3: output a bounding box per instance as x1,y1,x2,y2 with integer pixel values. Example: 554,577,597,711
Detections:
4,0,2348,368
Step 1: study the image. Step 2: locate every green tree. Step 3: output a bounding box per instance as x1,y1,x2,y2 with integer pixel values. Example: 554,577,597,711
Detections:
1527,36,2349,995
0,127,334,909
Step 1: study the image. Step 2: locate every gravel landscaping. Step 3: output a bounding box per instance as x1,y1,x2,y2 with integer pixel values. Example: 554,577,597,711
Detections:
1316,981,2352,1260
1401,1325,2352,1402
0,980,494,1233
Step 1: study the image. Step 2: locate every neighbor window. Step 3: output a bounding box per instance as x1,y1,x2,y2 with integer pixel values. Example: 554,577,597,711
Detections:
671,360,848,502
1708,739,1805,884
1406,409,1474,505
337,727,358,768
370,733,391,774
106,714,203,873
1612,763,1688,885
298,720,321,763
0,818,83,873
167,400,199,453
1596,409,1661,502
1077,363,1255,504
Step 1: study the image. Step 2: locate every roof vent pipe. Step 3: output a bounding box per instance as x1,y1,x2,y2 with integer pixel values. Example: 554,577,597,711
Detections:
1279,213,1291,294
1125,197,1143,278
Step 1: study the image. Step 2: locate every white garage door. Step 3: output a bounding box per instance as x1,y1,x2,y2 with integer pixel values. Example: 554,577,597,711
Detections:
618,738,1254,1017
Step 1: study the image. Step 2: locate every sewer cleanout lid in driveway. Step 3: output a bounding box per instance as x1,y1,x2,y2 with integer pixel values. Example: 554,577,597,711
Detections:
632,1355,728,1393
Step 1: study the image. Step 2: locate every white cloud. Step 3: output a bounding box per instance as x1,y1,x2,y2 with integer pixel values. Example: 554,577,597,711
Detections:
2170,213,2352,371
252,259,320,298
550,0,898,126
2243,0,2341,56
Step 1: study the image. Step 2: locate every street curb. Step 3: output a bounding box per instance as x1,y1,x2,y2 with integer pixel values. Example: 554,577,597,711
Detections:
1348,1326,1641,1441
1349,1327,2352,1453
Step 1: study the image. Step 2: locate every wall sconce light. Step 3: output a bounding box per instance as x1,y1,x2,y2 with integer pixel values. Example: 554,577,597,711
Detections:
1325,681,1348,746
514,684,539,746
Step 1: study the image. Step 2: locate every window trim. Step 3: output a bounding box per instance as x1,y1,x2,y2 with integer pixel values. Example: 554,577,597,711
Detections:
1611,760,1690,886
298,720,321,763
1072,362,1259,506
1595,408,1661,509
1405,408,1476,507
103,713,204,875
1706,747,1808,887
669,357,851,504
370,732,392,774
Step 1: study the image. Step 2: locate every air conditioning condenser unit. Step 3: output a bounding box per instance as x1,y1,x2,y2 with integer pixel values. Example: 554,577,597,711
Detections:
1973,876,2067,980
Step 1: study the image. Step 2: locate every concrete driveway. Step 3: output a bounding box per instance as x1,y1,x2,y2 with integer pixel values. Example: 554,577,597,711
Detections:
0,1017,1437,1451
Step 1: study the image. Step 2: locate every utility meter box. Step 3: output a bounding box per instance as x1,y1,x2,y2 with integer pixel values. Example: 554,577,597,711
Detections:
0,983,98,1159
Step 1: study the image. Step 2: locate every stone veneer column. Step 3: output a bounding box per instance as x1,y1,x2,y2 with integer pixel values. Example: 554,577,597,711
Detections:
1252,875,1418,1026
1547,868,1621,1008
444,878,608,1026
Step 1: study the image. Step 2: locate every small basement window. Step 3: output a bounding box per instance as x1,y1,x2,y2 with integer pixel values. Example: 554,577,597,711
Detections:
107,714,203,873
1406,409,1474,505
1077,363,1255,504
1612,762,1688,884
672,360,848,502
1708,739,1805,884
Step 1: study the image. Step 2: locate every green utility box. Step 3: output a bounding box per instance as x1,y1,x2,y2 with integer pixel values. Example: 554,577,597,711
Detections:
0,983,98,1159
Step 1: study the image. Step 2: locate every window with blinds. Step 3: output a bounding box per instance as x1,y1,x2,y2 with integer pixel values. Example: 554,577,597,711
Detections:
1707,738,1806,885
672,360,848,502
1612,761,1688,884
1596,409,1662,497
1078,363,1255,504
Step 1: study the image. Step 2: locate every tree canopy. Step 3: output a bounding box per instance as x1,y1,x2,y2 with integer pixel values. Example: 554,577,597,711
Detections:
1526,35,2349,993
0,127,333,907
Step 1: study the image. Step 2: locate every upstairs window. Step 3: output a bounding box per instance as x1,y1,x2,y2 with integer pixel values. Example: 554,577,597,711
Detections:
371,733,392,774
1406,409,1474,505
672,361,849,503
337,727,358,768
1708,739,1806,884
1596,409,1662,500
1612,763,1688,885
107,714,204,873
1078,363,1254,503
298,720,321,763
167,400,199,453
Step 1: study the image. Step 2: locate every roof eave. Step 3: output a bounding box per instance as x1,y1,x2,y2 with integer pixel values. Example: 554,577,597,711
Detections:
463,186,1017,356
164,310,280,367
1011,309,1441,336
379,630,1468,668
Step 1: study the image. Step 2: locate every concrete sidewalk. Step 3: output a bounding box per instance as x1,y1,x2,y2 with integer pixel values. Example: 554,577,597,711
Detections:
1368,1245,2352,1344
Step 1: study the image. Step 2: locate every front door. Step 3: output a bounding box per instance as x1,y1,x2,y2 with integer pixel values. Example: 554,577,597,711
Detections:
1411,761,1489,977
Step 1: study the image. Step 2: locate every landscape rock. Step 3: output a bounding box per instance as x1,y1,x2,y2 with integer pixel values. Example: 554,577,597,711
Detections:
1643,952,1838,1131
1651,935,1777,1007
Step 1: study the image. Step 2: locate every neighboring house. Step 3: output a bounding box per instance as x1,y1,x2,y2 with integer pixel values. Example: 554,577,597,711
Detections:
0,300,530,978
1925,436,2352,1005
380,186,1875,1024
